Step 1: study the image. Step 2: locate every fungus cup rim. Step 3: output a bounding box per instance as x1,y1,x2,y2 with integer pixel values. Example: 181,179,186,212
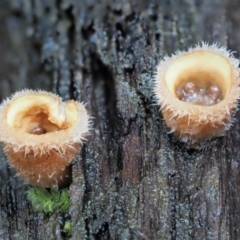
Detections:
154,43,240,123
0,89,90,155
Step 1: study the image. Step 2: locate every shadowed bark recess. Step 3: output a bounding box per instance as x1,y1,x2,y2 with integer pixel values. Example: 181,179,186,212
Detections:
1,0,240,239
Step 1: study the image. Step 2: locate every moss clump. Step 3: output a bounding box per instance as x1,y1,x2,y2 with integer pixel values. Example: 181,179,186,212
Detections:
63,220,72,236
27,187,70,213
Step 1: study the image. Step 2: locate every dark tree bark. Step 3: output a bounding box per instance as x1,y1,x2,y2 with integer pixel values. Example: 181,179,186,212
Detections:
1,0,240,239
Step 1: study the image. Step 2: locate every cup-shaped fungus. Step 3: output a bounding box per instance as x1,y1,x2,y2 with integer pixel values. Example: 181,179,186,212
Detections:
155,44,240,144
0,90,89,187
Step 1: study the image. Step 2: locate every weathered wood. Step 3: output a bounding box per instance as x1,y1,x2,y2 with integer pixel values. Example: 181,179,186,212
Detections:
1,0,240,239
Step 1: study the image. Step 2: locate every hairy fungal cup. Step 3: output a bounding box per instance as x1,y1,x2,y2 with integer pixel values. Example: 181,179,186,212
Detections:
155,43,240,144
0,90,89,187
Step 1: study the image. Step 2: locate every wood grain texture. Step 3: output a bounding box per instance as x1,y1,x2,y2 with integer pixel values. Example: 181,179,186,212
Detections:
1,0,240,239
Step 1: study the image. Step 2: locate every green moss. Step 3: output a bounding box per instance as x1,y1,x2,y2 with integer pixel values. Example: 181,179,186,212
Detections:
27,187,70,214
59,188,70,211
63,220,72,236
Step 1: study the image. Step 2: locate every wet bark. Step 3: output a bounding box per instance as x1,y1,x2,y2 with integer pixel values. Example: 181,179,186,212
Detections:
1,0,240,239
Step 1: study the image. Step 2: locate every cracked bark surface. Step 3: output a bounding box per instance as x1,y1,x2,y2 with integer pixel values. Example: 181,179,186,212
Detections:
1,0,240,239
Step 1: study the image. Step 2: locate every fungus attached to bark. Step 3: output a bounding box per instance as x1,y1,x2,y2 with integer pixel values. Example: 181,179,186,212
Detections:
155,43,240,144
0,90,90,187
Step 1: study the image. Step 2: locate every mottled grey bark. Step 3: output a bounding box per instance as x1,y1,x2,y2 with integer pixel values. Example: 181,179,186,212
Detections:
1,0,240,239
